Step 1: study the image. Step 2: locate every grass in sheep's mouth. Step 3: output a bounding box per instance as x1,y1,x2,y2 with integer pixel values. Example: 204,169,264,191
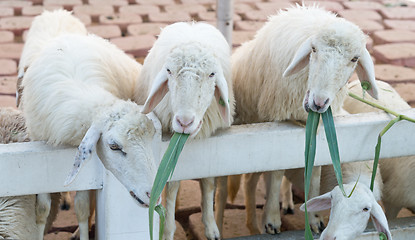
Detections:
149,132,189,240
304,106,344,239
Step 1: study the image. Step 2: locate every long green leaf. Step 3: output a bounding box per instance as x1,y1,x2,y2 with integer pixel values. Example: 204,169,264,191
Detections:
304,111,320,240
370,116,401,191
321,107,345,196
149,133,189,240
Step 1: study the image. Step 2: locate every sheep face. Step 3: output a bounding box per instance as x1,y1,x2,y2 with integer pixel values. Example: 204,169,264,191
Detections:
302,183,391,240
142,43,230,137
65,103,157,207
283,21,378,114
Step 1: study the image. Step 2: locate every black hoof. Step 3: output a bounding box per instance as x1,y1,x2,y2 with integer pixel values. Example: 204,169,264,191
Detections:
60,202,71,211
283,207,294,215
318,221,326,233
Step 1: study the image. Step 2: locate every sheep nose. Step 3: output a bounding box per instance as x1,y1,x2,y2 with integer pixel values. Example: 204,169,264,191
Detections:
313,98,329,111
176,115,195,128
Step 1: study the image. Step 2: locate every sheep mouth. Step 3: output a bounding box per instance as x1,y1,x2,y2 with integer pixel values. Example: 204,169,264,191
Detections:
189,120,203,137
129,191,149,208
303,90,311,112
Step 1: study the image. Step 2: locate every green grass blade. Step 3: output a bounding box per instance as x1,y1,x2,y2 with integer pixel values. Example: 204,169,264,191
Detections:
304,111,320,240
155,204,166,239
321,107,345,196
370,116,401,191
149,133,189,240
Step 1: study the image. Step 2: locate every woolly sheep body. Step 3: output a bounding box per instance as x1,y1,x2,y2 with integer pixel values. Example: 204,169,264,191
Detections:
18,9,86,79
17,10,87,106
229,5,378,235
23,34,142,146
0,108,60,240
135,22,234,240
344,80,414,220
22,33,156,240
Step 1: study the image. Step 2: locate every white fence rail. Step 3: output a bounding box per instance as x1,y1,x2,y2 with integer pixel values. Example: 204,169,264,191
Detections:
1,109,415,239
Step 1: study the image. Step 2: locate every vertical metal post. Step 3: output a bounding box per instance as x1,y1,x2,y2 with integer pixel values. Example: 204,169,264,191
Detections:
216,0,234,48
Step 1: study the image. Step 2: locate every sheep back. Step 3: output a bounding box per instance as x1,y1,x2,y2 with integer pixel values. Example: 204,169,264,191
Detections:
22,34,142,146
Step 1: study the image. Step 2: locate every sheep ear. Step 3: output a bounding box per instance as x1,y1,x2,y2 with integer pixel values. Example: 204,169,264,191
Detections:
356,48,379,99
283,37,312,77
142,69,169,114
64,125,101,186
215,73,231,126
371,201,392,240
300,191,332,212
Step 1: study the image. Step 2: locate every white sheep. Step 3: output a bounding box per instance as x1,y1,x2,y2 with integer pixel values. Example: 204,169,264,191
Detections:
227,5,378,235
344,80,415,220
21,33,156,240
17,9,87,106
0,108,60,239
301,80,406,240
134,21,234,240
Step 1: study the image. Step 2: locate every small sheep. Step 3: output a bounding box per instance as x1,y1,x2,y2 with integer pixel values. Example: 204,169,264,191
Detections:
21,33,156,240
134,22,234,240
0,108,60,239
17,9,87,106
344,80,415,220
227,5,378,235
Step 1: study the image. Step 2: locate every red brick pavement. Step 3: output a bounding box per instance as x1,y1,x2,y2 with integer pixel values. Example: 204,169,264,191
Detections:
1,1,415,240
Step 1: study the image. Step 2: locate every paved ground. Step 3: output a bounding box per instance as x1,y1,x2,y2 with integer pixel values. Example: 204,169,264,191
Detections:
1,0,415,239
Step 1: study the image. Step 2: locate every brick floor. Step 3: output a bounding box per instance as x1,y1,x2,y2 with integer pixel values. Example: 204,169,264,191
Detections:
0,16,34,36
0,7,14,17
373,43,415,67
127,23,166,36
384,19,415,31
0,76,17,94
373,30,415,44
110,35,156,57
380,7,415,20
374,64,415,83
0,31,14,43
338,9,382,21
0,43,23,60
98,13,142,31
0,59,16,76
87,25,122,39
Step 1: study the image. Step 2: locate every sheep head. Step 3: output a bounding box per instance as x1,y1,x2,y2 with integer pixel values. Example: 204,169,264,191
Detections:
142,42,230,137
65,101,157,207
283,20,378,113
301,183,392,240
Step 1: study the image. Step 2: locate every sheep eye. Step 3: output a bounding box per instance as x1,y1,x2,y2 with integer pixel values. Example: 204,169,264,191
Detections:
167,68,171,74
351,57,359,62
209,73,215,78
312,47,316,53
109,143,121,151
363,207,369,212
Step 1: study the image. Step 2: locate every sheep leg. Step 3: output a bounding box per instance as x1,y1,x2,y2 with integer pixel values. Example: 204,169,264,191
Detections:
36,193,51,240
307,166,325,233
164,181,180,240
200,177,221,240
60,191,72,210
262,170,284,234
72,190,90,240
383,200,401,219
215,176,228,235
243,172,261,235
281,176,295,215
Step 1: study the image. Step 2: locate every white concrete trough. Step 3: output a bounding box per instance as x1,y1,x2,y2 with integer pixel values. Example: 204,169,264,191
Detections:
0,109,414,239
